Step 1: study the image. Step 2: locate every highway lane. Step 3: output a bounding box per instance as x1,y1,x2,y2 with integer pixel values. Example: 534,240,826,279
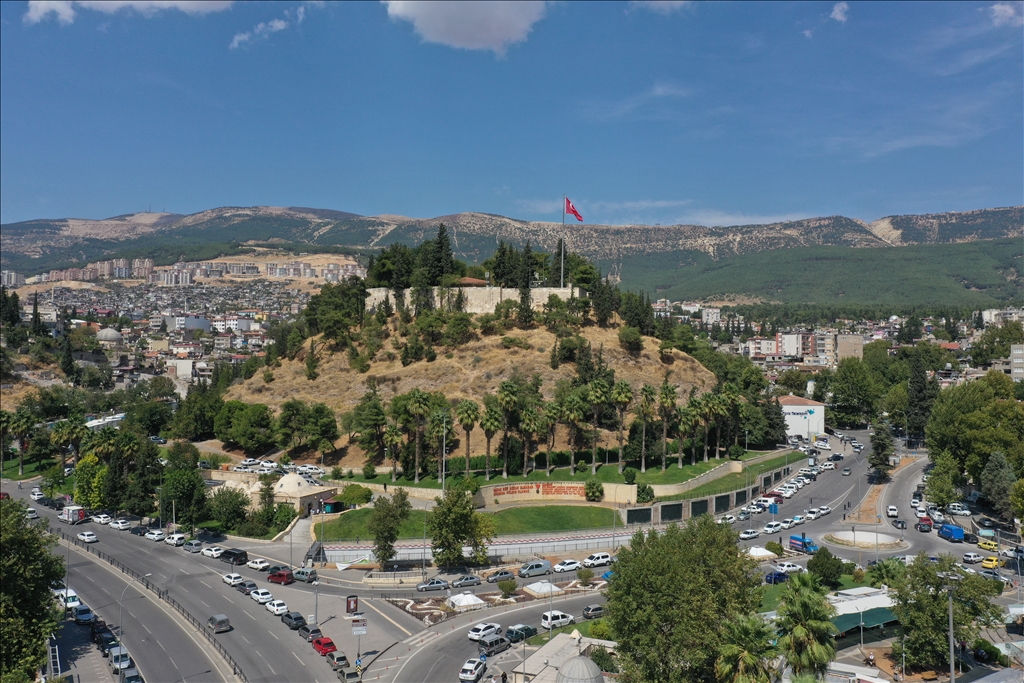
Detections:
59,540,228,683
6,486,413,683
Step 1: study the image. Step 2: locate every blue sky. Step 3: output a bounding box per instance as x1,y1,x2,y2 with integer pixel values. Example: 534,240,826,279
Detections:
1,1,1021,227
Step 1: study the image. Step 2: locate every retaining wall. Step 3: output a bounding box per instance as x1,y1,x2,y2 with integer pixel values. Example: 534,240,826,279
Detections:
366,286,578,315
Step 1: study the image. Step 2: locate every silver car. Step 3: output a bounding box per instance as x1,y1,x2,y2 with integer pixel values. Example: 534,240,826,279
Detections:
452,575,481,588
416,578,449,592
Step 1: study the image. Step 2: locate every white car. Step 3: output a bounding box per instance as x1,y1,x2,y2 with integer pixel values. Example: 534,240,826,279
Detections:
553,559,582,573
240,458,260,467
259,460,277,470
91,514,112,525
780,519,794,530
739,529,760,540
202,546,225,558
30,490,45,500
144,530,165,542
818,442,832,450
820,462,835,470
265,599,288,615
77,531,98,543
774,561,804,573
250,589,274,604
718,515,736,525
459,659,487,682
805,509,820,521
25,507,39,519
541,610,575,629
962,552,983,563
887,505,899,518
777,489,794,498
222,573,244,586
763,522,783,534
467,622,502,641
791,515,805,526
915,507,928,518
247,558,270,571
110,519,131,531
818,505,832,516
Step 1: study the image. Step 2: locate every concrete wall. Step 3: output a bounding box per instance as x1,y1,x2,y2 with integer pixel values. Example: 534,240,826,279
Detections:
365,286,578,315
477,480,636,506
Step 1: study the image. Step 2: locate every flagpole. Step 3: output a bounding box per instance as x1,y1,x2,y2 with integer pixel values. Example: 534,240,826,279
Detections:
561,195,565,289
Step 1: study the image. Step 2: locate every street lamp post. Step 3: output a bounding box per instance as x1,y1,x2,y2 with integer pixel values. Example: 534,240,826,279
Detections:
313,579,320,625
938,572,962,683
876,515,881,564
118,573,152,648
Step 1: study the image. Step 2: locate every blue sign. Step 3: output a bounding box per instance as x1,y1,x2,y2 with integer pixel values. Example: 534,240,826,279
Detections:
480,654,487,662
768,504,779,515
355,659,362,666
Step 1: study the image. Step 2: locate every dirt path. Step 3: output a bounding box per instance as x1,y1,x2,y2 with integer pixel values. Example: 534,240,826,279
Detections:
848,456,917,524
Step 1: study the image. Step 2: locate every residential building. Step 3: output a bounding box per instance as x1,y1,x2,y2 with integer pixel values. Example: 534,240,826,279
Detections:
837,334,864,361
1,270,26,287
1009,344,1024,383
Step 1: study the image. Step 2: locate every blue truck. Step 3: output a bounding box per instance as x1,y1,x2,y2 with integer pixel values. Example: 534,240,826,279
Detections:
789,535,819,554
937,524,965,543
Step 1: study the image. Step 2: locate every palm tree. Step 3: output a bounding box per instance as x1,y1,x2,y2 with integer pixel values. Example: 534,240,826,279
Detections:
11,407,37,477
519,406,540,478
0,410,10,472
406,388,430,484
715,613,781,683
454,399,480,480
721,383,743,448
562,392,587,476
635,384,656,473
496,380,519,479
867,557,906,589
64,415,90,467
51,421,72,471
383,422,403,483
710,392,730,460
480,402,502,482
587,379,609,475
658,379,678,472
676,404,697,468
776,572,838,678
611,380,633,473
90,426,120,463
543,400,562,476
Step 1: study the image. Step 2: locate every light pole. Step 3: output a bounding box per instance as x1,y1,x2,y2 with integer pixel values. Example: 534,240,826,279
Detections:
876,515,881,564
313,579,320,625
422,502,428,580
118,573,152,647
938,572,962,683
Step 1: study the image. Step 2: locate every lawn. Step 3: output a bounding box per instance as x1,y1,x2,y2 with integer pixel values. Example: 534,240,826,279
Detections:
1,456,57,481
659,452,797,501
332,458,722,490
315,505,617,540
526,617,605,645
759,573,868,612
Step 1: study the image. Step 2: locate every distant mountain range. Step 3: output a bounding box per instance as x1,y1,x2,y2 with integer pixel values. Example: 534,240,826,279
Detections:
2,205,1020,306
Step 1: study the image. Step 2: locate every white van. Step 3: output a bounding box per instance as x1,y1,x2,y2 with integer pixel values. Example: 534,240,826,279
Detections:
583,552,612,568
165,533,187,547
541,610,575,629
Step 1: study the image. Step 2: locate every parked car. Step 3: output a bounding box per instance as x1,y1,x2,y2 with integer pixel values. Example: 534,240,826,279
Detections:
129,525,149,536
77,531,98,543
978,539,999,552
268,570,295,585
763,522,783,534
96,632,119,656
266,600,289,616
505,624,538,643
582,604,605,620
72,604,95,624
91,513,112,524
486,570,516,583
236,581,259,595
773,562,803,573
541,611,574,629
144,530,165,542
583,552,612,568
281,612,306,630
326,650,351,671
298,624,324,642
554,559,582,573
312,637,338,655
247,558,270,571
739,529,760,540
452,575,481,588
164,533,187,547
222,573,244,586
737,511,752,521
183,540,203,553
459,659,487,682
108,519,131,531
963,532,979,544
468,623,502,641
202,546,225,558
149,436,167,444
249,589,273,604
417,578,450,592
765,571,789,584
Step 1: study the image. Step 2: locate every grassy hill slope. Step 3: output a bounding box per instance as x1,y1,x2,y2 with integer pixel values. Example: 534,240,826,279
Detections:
606,238,1022,307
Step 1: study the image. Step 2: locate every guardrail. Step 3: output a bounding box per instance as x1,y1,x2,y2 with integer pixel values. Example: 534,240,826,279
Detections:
52,529,249,683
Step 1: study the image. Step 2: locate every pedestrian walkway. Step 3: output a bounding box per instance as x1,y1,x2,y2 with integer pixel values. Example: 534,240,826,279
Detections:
50,617,113,683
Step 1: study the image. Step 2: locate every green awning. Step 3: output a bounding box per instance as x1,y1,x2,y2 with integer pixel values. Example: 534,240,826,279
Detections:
833,608,896,634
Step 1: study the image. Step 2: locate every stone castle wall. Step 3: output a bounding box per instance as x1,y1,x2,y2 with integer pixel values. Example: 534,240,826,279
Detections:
365,286,579,315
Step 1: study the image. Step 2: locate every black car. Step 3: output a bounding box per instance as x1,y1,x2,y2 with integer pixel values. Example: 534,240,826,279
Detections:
236,580,259,595
829,453,844,461
130,526,149,536
91,622,112,644
506,624,538,643
97,632,119,656
39,497,55,508
892,520,907,529
281,612,306,630
487,570,516,583
963,532,979,544
265,564,289,575
297,624,323,642
915,522,933,532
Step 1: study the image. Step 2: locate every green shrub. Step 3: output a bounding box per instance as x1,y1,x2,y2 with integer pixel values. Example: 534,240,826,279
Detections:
618,326,643,356
497,579,518,599
576,461,589,474
728,444,745,459
590,645,619,673
588,619,612,641
331,466,345,480
577,568,594,586
501,336,531,350
208,454,230,470
765,541,785,557
236,518,269,538
973,638,1010,666
339,484,373,506
346,468,355,478
362,462,377,479
584,478,604,501
852,567,866,583
623,467,638,485
636,483,655,504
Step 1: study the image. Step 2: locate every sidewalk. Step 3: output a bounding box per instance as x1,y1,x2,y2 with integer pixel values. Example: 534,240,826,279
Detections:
50,618,113,683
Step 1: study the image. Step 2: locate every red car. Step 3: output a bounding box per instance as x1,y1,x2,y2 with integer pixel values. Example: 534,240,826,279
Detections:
312,637,337,656
268,571,295,585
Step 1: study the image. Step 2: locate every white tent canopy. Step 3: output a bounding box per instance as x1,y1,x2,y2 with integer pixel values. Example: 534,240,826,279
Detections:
447,591,485,612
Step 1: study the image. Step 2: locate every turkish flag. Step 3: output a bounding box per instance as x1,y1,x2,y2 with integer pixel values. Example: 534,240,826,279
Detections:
564,197,583,222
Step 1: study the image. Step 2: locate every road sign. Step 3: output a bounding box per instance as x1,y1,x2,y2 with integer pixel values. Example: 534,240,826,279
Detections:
355,659,362,666
479,654,487,662
351,618,367,636
768,504,779,515
346,595,359,614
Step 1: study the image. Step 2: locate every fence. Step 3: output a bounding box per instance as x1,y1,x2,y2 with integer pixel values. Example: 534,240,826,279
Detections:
52,529,249,683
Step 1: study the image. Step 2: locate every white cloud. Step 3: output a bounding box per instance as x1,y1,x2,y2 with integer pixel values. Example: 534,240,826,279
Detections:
587,82,691,121
829,1,849,23
629,1,691,14
230,18,288,50
803,29,814,38
25,0,233,24
988,2,1024,26
382,1,547,55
